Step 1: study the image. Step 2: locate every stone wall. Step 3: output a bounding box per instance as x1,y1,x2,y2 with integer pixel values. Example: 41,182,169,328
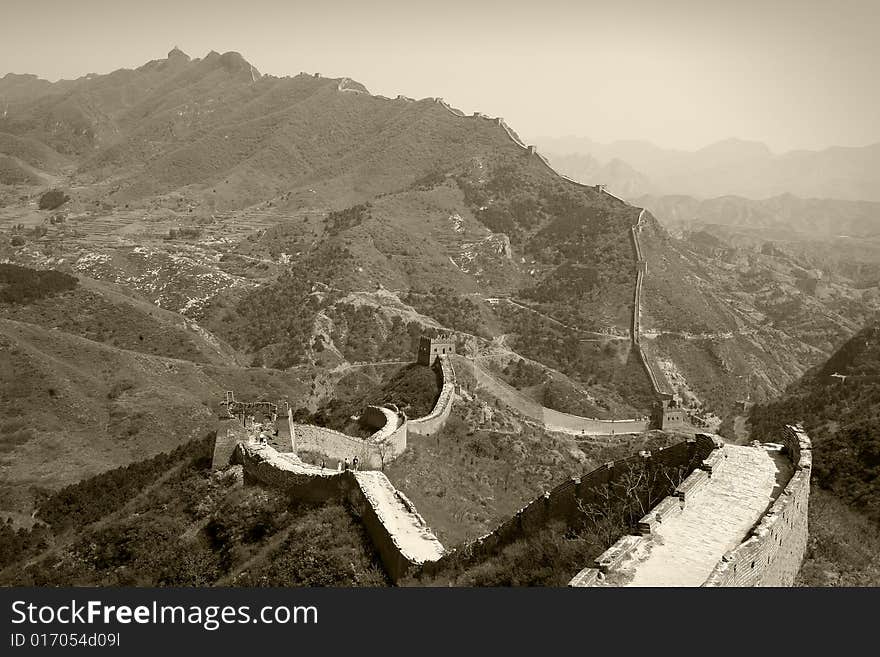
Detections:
293,423,378,464
212,419,249,470
292,406,407,470
701,425,811,587
568,435,725,586
421,434,718,579
233,443,444,582
408,355,456,436
569,428,811,587
220,354,453,472
455,356,648,434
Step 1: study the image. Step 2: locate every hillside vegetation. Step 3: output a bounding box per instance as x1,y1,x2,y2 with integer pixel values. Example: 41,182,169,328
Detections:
0,263,77,303
749,322,880,584
0,435,387,586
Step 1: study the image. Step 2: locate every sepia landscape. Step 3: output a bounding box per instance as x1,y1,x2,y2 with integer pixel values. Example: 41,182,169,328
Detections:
1,3,879,588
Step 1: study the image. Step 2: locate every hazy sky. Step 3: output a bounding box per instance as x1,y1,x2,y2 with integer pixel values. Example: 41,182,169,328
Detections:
2,0,878,152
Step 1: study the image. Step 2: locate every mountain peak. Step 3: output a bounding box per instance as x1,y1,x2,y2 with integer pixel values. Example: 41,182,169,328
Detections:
218,51,261,79
167,46,190,63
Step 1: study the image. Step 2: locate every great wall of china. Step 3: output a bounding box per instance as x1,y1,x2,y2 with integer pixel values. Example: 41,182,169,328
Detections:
455,356,649,435
211,91,811,585
221,421,810,585
422,94,681,427
569,424,811,586
214,330,810,587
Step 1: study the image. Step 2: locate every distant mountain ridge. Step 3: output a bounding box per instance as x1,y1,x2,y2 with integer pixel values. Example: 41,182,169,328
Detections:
0,48,527,208
637,193,880,239
535,135,880,202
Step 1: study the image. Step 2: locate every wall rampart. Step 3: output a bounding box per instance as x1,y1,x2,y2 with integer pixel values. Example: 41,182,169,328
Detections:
569,428,811,587
233,443,444,581
701,425,811,586
453,356,647,433
408,355,456,436
292,408,407,470
212,419,250,470
420,434,718,579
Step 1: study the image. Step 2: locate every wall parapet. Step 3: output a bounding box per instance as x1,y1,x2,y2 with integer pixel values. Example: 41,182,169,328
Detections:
291,404,407,470
570,428,811,587
567,435,725,585
701,425,811,587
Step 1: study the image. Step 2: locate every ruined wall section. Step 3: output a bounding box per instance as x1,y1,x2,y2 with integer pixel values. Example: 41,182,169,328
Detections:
701,425,811,587
212,419,249,470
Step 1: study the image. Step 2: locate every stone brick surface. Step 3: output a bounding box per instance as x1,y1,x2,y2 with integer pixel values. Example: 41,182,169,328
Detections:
604,444,793,586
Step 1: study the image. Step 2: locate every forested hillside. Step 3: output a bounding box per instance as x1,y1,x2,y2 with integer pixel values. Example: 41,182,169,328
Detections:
749,322,880,584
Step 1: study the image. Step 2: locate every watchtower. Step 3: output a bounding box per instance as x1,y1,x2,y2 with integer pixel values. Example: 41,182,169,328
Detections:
652,394,689,430
417,334,455,366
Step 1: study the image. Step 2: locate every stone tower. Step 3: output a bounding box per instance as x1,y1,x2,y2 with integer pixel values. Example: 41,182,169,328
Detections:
417,335,456,366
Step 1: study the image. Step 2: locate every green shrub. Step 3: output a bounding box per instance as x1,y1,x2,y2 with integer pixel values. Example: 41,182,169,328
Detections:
0,264,77,304
38,189,70,210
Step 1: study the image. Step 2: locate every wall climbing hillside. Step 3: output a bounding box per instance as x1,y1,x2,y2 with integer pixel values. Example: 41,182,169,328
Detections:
454,356,649,435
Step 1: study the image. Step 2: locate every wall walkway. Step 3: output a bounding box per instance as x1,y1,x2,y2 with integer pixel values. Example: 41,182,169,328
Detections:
608,443,790,586
570,426,811,587
234,443,445,581
455,355,649,435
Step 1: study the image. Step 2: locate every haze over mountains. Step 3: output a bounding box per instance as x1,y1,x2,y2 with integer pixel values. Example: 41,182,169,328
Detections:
636,193,880,241
536,135,880,202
